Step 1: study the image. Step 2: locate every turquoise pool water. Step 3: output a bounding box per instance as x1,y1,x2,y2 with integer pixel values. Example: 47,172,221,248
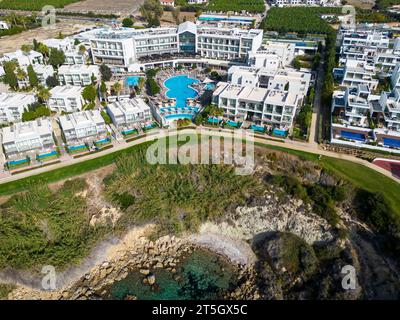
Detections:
207,116,219,124
68,144,86,151
104,249,237,300
125,76,141,87
204,83,216,90
7,158,28,166
226,120,239,128
95,137,111,145
122,128,138,135
164,75,199,108
144,123,156,130
37,150,58,160
165,113,193,121
250,124,265,133
273,128,287,137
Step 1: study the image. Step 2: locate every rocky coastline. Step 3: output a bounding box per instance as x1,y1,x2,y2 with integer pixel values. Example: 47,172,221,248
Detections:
7,224,260,300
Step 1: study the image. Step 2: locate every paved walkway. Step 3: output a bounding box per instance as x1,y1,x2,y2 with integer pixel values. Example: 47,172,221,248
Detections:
0,127,398,186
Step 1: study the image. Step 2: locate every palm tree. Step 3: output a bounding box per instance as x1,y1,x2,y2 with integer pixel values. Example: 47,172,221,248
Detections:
21,44,32,56
15,67,27,80
37,43,50,59
36,86,50,103
112,81,122,97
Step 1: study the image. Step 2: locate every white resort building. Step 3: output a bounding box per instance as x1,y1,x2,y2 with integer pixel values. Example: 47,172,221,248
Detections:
0,93,36,124
17,64,54,88
85,21,263,70
58,110,108,147
0,50,43,68
48,85,84,113
1,119,56,159
106,98,152,133
58,64,100,86
212,82,300,130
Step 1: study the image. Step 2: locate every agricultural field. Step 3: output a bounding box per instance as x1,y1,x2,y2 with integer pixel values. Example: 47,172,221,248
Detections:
261,7,341,34
0,0,81,10
207,0,265,14
63,0,144,15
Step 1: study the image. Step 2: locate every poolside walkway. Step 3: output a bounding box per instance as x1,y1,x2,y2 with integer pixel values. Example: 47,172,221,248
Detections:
0,127,399,186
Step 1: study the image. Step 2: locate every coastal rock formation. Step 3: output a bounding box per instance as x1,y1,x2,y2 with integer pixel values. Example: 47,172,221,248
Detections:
199,194,334,245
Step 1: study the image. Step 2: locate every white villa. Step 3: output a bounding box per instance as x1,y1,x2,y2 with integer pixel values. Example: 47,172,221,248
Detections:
228,66,311,97
58,110,108,146
1,50,43,68
43,38,86,65
17,64,54,88
341,59,378,91
48,85,84,113
212,82,300,129
0,93,36,124
1,119,55,159
58,64,100,86
106,98,152,133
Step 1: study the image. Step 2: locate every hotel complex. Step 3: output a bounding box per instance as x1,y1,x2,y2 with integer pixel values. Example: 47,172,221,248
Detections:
2,16,400,172
84,21,263,70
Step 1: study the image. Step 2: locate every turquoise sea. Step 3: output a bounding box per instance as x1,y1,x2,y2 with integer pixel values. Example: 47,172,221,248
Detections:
104,249,238,300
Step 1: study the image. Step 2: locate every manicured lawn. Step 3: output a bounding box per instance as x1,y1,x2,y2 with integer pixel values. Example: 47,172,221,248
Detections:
320,156,400,217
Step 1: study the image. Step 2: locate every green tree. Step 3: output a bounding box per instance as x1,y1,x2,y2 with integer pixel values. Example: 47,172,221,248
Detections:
78,44,86,55
3,60,18,89
48,48,66,68
122,17,134,28
45,75,59,88
101,110,112,124
37,43,49,58
100,64,112,81
15,67,27,81
82,85,97,103
21,44,32,55
140,0,163,27
112,81,122,97
27,64,39,87
36,86,50,103
100,81,107,100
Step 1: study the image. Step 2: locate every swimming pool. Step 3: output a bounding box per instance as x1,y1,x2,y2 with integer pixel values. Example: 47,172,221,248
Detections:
165,113,194,121
341,131,365,142
250,124,265,133
125,76,141,87
273,128,287,137
226,120,239,128
164,75,199,108
37,150,58,160
68,144,87,152
204,83,216,91
383,137,400,148
7,158,29,167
